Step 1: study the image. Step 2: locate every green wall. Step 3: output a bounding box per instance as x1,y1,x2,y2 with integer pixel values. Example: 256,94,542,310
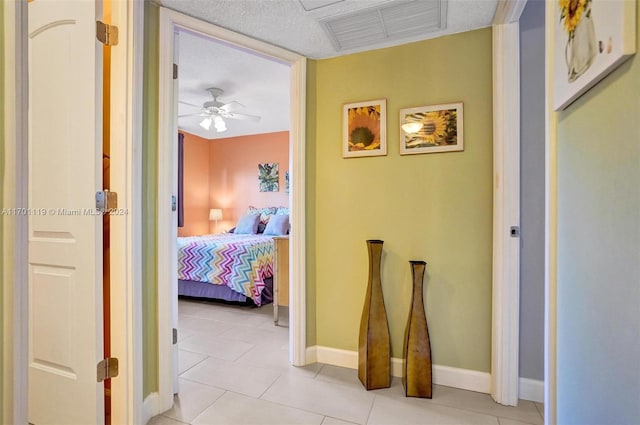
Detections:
142,0,159,397
310,29,494,371
556,1,640,421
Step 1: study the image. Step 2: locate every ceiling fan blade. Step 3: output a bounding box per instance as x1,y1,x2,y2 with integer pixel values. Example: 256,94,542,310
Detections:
178,113,202,118
179,100,202,109
223,112,261,122
218,101,244,113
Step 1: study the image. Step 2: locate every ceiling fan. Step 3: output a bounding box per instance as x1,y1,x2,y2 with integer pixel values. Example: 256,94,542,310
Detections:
179,87,261,133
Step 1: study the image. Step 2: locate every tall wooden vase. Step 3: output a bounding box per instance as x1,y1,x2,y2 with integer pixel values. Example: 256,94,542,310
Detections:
358,240,391,390
403,260,432,398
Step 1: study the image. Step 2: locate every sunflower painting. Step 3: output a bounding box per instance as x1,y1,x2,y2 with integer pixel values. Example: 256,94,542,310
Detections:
553,0,636,110
343,99,387,158
399,103,464,155
559,0,597,83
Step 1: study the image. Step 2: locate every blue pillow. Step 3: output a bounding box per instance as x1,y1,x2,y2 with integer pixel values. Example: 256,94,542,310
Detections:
234,214,260,234
263,214,289,236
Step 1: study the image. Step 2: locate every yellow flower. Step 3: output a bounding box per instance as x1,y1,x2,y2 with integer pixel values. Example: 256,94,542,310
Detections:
347,106,381,151
559,0,588,36
415,111,448,146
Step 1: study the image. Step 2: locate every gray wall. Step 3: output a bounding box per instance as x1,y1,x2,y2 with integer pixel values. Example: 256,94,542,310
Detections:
557,0,640,421
519,0,545,382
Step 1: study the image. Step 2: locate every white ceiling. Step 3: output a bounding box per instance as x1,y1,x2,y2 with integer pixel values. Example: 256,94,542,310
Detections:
177,30,291,140
170,0,498,139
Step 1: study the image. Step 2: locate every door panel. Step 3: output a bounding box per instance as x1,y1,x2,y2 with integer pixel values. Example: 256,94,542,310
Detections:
28,1,104,424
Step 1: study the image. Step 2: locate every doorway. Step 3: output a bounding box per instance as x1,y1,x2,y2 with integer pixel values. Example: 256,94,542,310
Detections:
173,26,293,393
156,7,307,412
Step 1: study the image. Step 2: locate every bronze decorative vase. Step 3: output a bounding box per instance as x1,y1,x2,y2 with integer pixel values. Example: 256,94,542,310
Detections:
403,260,432,398
358,239,391,390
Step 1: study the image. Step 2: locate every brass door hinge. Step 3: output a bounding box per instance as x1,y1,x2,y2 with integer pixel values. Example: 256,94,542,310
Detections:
97,357,119,382
96,190,118,212
96,21,118,46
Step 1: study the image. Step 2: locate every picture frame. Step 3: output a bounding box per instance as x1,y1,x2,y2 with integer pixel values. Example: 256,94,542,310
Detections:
343,99,387,158
553,0,636,111
399,102,463,155
258,163,279,192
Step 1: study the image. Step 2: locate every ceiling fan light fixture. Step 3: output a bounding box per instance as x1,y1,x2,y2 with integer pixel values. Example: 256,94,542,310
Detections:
214,115,227,132
200,116,213,131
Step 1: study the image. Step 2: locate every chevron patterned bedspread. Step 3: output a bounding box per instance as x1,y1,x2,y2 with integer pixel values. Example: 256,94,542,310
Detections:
177,233,274,306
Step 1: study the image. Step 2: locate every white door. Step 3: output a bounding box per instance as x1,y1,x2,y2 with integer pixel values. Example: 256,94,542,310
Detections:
28,1,105,424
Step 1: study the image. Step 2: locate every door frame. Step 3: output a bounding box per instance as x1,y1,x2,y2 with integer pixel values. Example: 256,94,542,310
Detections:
491,0,527,407
2,1,143,423
156,8,307,413
491,0,554,410
2,2,28,423
108,2,145,424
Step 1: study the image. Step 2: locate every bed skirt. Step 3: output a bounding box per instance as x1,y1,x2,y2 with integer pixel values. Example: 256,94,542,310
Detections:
178,277,273,305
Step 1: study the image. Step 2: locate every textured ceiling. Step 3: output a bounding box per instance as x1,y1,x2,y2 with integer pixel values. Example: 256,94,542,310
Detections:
158,0,498,59
172,0,499,138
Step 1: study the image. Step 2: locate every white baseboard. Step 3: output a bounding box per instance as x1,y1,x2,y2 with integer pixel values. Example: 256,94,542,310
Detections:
519,377,544,403
305,345,318,364
142,392,161,425
311,345,358,369
431,363,491,394
306,345,491,394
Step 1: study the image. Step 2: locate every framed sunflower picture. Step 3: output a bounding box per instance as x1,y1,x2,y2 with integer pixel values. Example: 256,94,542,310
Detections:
399,103,463,155
343,99,387,158
553,0,636,110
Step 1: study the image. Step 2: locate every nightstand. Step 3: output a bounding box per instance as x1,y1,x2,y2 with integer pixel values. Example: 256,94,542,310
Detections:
273,236,289,326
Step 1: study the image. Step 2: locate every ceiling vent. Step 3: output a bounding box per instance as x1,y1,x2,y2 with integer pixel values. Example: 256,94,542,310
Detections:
299,0,345,12
320,0,447,52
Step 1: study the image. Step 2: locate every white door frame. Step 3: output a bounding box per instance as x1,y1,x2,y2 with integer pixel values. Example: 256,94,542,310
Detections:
156,8,307,413
2,1,143,423
108,2,145,424
491,0,527,406
2,2,28,423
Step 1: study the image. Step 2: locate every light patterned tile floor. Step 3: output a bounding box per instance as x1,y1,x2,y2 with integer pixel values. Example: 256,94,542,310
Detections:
149,299,544,425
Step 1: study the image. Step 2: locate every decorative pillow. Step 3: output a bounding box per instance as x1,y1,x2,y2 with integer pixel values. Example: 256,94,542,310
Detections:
275,207,289,216
247,206,277,224
263,214,289,236
257,223,267,234
234,214,260,234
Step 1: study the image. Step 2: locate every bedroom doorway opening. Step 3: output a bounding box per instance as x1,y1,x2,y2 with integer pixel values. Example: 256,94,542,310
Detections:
157,7,307,412
173,26,294,386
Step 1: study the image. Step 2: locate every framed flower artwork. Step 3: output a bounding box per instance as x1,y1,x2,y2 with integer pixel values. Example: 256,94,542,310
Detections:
343,99,387,158
399,103,463,155
553,0,636,110
258,163,279,192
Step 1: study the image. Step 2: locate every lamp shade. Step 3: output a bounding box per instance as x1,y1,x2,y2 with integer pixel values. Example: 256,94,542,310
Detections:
200,116,213,131
214,116,227,132
209,208,223,221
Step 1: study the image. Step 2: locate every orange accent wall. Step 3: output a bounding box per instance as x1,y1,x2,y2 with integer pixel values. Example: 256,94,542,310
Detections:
178,130,290,235
209,131,290,233
178,132,211,237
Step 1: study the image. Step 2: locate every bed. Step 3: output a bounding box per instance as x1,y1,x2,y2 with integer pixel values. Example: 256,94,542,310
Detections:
177,233,275,306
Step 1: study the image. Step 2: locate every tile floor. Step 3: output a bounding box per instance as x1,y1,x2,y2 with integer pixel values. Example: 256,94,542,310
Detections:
149,299,544,425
